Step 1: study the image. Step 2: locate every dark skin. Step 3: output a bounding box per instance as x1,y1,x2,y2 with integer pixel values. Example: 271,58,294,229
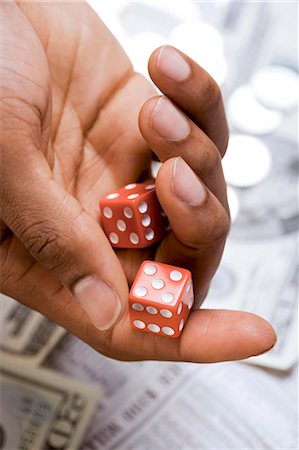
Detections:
0,1,276,362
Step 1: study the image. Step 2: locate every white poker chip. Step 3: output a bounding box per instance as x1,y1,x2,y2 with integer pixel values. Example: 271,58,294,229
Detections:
227,85,282,135
223,135,272,188
251,65,299,110
169,21,224,57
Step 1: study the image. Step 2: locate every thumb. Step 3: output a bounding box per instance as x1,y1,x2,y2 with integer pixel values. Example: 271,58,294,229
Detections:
1,153,128,331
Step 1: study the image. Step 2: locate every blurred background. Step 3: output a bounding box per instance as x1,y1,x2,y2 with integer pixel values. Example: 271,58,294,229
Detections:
0,2,298,449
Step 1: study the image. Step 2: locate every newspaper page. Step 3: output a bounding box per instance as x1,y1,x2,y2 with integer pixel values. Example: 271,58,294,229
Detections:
45,335,298,450
205,232,298,371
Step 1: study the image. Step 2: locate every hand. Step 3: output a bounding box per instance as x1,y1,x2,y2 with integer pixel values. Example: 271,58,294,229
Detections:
0,1,276,362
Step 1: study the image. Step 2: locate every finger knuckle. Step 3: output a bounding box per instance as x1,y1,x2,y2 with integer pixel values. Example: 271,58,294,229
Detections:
209,207,231,243
211,212,230,243
24,223,69,272
185,207,230,250
198,142,222,178
198,76,222,113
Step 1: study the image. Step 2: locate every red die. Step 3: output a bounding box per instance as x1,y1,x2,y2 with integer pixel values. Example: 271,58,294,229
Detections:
100,182,168,249
129,260,194,338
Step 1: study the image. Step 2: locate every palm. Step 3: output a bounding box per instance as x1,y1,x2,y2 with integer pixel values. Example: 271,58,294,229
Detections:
48,6,161,285
42,10,156,281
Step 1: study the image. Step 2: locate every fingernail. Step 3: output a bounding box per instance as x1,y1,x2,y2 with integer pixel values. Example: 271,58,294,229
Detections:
156,46,191,82
150,97,190,141
73,276,121,331
172,157,206,206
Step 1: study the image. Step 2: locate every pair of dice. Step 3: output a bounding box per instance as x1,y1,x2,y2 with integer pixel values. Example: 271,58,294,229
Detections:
100,182,194,338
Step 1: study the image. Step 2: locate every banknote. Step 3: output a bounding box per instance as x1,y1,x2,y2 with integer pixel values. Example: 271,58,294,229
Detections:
205,231,298,370
0,355,100,450
0,294,65,365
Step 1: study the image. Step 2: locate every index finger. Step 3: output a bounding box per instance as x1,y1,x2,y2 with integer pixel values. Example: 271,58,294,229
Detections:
148,45,229,156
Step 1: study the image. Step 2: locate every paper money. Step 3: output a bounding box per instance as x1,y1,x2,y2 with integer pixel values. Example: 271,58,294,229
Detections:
0,294,65,365
205,232,298,370
0,355,100,450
